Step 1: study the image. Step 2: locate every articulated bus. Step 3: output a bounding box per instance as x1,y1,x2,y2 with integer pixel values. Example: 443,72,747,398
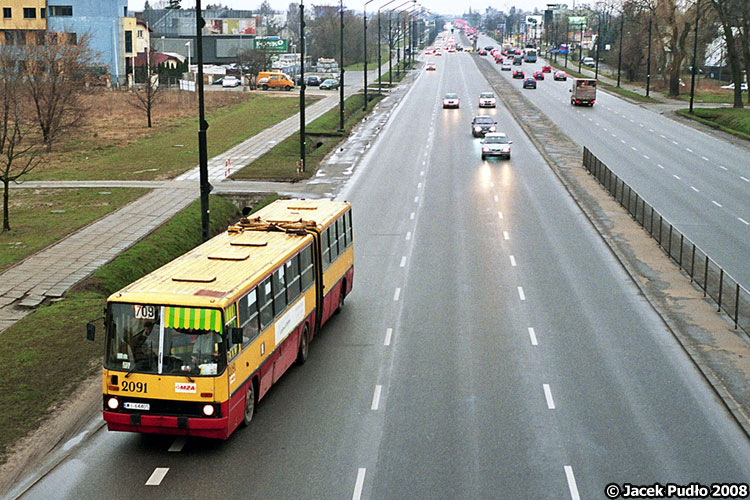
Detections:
523,48,538,63
86,199,353,439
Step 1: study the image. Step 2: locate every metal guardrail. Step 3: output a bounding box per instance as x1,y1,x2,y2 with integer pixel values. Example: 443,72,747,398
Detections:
583,147,749,334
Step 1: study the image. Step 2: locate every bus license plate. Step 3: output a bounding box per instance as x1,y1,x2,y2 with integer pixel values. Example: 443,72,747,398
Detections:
124,402,150,411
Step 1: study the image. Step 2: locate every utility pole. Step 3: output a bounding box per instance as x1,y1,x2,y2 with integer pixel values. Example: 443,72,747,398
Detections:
196,0,210,242
339,0,345,131
617,13,624,87
300,1,306,171
689,0,700,113
646,11,652,97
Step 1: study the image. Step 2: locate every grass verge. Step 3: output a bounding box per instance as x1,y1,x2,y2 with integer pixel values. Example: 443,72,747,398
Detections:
28,95,319,182
0,188,148,272
599,82,660,103
0,195,243,464
231,92,384,181
676,108,750,140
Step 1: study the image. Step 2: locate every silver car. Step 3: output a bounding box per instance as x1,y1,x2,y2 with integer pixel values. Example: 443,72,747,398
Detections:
481,133,512,160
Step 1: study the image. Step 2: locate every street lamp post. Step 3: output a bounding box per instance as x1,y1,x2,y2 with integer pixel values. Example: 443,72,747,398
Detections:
616,12,624,87
390,0,413,83
646,10,652,97
300,0,306,171
578,20,584,73
378,0,397,95
195,0,210,242
340,0,345,131
689,0,700,113
595,11,602,79
364,0,375,111
185,40,191,71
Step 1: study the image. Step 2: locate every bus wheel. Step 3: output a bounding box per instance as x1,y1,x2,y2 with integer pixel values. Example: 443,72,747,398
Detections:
335,280,346,314
241,383,255,427
296,325,309,365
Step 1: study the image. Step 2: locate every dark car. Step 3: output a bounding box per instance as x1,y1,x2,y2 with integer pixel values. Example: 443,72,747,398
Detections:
319,78,339,90
533,71,544,80
512,69,525,79
523,77,537,89
484,45,494,51
553,71,567,81
306,75,322,86
471,115,497,137
513,55,523,65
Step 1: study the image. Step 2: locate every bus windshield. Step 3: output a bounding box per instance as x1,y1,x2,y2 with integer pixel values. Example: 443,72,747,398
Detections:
106,303,226,376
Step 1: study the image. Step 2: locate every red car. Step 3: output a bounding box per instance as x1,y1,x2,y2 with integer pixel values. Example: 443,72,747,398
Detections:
494,56,503,64
542,65,552,72
512,69,525,79
533,71,544,80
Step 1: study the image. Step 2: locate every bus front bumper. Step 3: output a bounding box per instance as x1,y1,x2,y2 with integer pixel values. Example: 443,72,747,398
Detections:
103,411,229,439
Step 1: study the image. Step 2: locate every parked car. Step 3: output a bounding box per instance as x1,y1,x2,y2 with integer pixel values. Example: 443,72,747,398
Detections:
720,82,748,91
512,69,525,79
222,76,240,87
306,75,322,86
542,65,552,72
523,77,537,89
212,77,225,85
478,92,496,108
533,71,544,80
481,133,512,160
320,78,339,90
442,93,460,109
581,56,595,67
554,71,568,81
471,115,497,137
257,71,295,91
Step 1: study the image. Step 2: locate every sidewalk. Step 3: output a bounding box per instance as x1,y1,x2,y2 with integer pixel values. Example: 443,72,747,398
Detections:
0,65,391,333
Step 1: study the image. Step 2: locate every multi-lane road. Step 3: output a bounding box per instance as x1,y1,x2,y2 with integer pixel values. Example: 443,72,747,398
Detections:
473,32,750,287
13,37,750,500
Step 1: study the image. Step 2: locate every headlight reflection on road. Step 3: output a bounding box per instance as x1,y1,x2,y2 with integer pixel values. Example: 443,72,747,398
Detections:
477,162,492,190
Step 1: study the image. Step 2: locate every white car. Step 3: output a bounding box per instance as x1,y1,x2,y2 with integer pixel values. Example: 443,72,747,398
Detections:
478,92,496,108
442,93,460,109
481,133,512,160
581,57,595,67
720,82,748,91
222,76,241,87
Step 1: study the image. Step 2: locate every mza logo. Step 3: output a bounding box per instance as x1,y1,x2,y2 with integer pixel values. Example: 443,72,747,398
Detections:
175,382,197,393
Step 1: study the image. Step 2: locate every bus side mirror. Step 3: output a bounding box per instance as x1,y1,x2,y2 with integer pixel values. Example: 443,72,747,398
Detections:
86,322,96,341
230,327,243,345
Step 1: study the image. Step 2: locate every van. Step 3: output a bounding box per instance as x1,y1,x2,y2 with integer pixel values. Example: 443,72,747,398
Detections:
256,71,294,91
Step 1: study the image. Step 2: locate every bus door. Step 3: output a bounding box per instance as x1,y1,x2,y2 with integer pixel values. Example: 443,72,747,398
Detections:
307,227,326,334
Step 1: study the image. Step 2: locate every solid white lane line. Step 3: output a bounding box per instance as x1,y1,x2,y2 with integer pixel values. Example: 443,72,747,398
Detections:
400,256,406,267
543,384,555,409
518,287,526,301
410,212,415,220
371,385,382,410
352,468,366,500
406,231,412,241
564,466,581,500
503,231,509,240
393,288,401,301
146,468,169,486
168,438,186,453
510,255,517,266
712,200,723,208
739,218,750,226
528,327,538,346
691,186,700,192
384,328,393,346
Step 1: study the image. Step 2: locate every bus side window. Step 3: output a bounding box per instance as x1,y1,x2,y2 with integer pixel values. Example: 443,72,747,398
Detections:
286,255,301,303
238,288,260,346
329,224,339,262
321,228,330,269
345,210,353,247
272,267,287,316
337,216,346,252
258,277,274,330
300,245,314,291
225,307,240,360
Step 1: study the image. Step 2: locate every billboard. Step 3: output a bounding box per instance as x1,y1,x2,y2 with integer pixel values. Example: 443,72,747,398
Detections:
568,16,587,27
204,18,257,35
254,37,290,52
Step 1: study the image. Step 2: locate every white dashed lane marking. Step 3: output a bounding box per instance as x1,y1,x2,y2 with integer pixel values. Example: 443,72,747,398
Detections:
146,468,169,486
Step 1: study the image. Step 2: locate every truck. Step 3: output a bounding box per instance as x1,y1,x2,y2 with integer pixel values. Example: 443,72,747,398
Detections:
570,78,597,106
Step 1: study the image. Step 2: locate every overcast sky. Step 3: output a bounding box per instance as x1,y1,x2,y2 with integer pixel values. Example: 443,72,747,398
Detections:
128,0,554,16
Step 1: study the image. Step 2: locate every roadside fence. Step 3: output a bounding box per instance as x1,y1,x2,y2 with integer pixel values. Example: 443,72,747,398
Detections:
583,147,749,335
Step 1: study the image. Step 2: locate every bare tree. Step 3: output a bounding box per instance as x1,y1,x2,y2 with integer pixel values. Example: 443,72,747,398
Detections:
0,47,42,232
708,0,745,107
24,32,97,151
237,49,272,89
128,49,164,128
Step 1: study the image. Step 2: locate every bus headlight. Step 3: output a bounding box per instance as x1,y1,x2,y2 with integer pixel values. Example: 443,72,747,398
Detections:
202,404,215,416
107,397,119,410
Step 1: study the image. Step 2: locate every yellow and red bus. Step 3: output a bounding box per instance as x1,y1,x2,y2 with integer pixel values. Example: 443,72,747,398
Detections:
87,199,353,439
